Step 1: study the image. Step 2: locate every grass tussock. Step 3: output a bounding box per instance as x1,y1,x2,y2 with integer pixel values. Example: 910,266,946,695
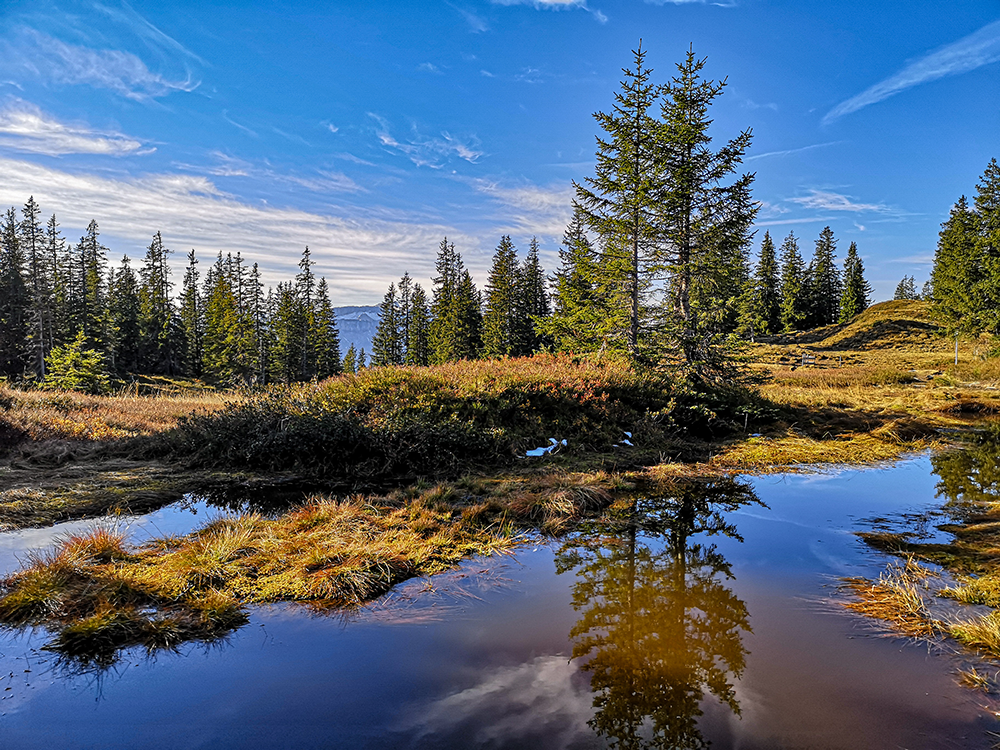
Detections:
842,560,940,638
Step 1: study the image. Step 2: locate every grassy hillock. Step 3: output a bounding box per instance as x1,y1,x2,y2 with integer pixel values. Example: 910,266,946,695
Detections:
151,354,755,484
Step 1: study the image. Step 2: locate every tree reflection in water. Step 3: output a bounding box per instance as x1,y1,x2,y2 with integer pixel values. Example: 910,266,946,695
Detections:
555,478,763,749
932,425,1000,508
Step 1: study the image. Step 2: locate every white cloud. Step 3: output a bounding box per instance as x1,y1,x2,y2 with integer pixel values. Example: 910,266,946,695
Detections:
824,19,1000,124
325,123,339,134
473,178,574,237
787,189,892,214
491,0,607,23
369,113,483,168
417,62,443,74
188,152,365,194
0,156,477,304
448,3,490,32
0,101,146,156
4,28,198,100
747,141,841,161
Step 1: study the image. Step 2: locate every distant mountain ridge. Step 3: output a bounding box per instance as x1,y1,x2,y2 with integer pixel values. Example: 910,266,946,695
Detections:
334,305,379,357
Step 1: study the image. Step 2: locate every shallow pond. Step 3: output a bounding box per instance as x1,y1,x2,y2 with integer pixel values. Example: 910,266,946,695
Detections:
0,455,997,749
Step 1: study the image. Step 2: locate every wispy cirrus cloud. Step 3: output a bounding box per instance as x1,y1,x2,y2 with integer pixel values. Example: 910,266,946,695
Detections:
747,141,841,161
491,0,607,24
3,28,199,100
824,19,1000,124
787,189,893,214
473,178,574,238
0,100,147,156
184,151,365,194
0,155,474,302
447,3,490,32
369,113,483,168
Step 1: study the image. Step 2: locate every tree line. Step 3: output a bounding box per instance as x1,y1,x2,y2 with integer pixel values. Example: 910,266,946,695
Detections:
0,202,343,387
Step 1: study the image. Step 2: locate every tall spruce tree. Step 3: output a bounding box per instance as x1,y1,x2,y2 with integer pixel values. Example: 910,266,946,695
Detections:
515,236,550,355
839,242,871,322
397,272,413,363
180,249,203,377
270,282,304,384
540,205,605,352
778,232,808,332
371,282,403,366
295,247,317,379
312,277,341,378
108,256,142,375
429,237,466,363
575,43,659,354
406,283,430,366
656,47,757,371
138,231,178,374
21,197,51,377
806,226,841,327
0,208,29,377
482,235,520,358
751,231,781,335
931,195,980,335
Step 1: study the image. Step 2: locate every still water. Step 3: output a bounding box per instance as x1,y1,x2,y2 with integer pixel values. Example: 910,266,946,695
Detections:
0,456,996,749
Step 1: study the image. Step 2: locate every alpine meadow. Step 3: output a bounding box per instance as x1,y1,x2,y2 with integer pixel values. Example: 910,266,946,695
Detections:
2,3,1000,748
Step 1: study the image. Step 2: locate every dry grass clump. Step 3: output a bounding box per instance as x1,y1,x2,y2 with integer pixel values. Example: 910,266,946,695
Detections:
0,494,520,664
842,560,941,638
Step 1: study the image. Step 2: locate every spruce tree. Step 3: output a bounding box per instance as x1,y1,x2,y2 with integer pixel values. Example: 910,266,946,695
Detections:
180,249,203,377
45,214,70,349
656,47,757,370
371,282,403,367
481,235,520,358
751,232,781,335
108,256,142,375
778,232,808,331
343,343,357,374
515,236,550,355
312,278,341,379
0,207,29,377
295,247,317,379
453,270,482,360
138,231,177,374
931,195,980,335
806,226,841,327
22,197,51,377
574,43,659,354
540,205,605,352
397,272,413,363
893,275,919,301
270,282,304,384
249,263,268,383
429,237,464,363
406,283,430,366
975,158,1000,335
839,242,871,322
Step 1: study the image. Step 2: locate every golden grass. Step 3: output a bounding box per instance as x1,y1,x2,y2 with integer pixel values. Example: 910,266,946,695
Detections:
0,381,226,447
842,560,941,638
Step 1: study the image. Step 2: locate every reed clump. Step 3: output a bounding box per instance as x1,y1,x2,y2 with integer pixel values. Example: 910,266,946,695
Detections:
842,560,940,638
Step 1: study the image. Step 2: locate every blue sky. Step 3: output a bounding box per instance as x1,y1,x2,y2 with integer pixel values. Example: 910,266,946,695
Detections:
0,0,996,304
